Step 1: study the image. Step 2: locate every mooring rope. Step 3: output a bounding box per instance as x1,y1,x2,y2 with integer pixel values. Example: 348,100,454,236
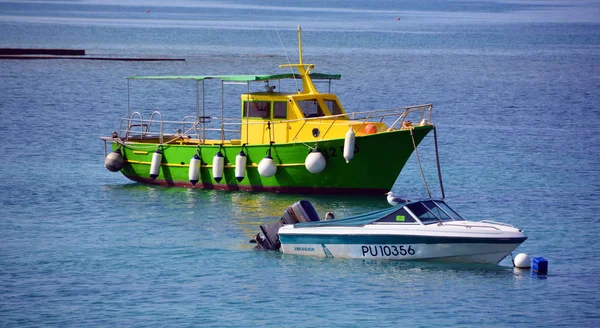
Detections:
410,127,431,198
433,126,446,199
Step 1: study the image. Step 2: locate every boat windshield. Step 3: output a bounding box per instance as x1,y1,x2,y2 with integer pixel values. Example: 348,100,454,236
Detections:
405,200,464,224
420,201,458,222
433,200,464,221
406,202,439,224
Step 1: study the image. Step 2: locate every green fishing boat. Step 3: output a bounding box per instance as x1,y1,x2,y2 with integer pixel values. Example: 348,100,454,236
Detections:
101,27,435,194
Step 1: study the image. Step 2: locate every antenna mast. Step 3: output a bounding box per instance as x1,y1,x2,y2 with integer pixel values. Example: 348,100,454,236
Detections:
298,25,303,65
279,25,318,94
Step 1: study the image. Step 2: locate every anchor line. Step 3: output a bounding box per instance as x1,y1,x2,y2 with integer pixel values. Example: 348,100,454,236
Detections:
290,138,316,151
433,126,445,199
410,127,431,198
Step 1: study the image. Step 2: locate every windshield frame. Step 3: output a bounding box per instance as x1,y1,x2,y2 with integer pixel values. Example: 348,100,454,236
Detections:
405,202,440,225
432,200,464,221
403,200,465,225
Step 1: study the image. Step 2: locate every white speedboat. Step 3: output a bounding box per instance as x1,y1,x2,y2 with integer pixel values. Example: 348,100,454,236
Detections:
253,199,527,264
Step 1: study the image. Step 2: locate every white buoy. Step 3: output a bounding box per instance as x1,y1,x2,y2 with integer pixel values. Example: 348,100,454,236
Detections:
212,151,224,183
343,126,355,163
149,149,162,180
258,155,277,177
104,148,124,172
235,150,247,182
513,253,531,268
188,154,201,185
305,149,326,174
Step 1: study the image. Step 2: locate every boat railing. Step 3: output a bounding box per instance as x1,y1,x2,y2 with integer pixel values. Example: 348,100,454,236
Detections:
121,111,146,139
478,220,516,228
118,111,242,144
182,115,211,140
147,111,164,144
444,220,518,230
121,111,164,143
288,103,433,141
442,223,502,231
115,104,431,145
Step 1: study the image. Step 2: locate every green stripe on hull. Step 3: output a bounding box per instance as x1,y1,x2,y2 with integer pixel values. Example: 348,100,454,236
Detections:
111,126,433,193
279,234,528,245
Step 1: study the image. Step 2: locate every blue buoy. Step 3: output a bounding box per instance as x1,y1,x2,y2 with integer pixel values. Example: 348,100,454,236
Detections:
532,257,548,275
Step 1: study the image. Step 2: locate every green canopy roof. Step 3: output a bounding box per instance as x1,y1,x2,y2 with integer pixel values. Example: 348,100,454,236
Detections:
127,72,341,81
297,204,408,227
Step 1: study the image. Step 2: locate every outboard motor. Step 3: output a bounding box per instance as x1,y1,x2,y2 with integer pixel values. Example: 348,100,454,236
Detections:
281,200,320,224
254,221,284,251
253,200,320,251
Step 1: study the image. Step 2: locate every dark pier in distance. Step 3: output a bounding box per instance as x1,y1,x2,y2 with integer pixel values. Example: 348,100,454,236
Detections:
0,48,86,56
0,48,185,61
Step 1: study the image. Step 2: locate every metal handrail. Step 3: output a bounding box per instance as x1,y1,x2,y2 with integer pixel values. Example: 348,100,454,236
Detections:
478,220,515,228
116,104,432,144
123,111,145,139
442,223,501,231
148,111,164,144
182,115,202,140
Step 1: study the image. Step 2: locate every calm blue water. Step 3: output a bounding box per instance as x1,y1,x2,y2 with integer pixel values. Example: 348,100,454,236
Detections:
1,0,600,326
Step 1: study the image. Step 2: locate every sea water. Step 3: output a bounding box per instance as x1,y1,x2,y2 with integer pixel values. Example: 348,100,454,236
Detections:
1,0,599,327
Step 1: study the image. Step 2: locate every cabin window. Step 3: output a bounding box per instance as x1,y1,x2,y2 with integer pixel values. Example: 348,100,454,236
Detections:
375,208,416,223
297,99,324,118
243,101,271,118
273,101,287,119
406,202,439,224
325,100,342,115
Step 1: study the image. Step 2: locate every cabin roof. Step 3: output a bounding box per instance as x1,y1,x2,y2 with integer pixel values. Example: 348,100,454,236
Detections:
127,72,341,82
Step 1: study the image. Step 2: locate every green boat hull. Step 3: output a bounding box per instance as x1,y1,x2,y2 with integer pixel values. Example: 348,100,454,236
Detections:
109,126,432,194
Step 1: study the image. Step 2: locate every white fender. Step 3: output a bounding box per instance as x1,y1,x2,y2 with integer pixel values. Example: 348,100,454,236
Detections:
212,151,224,183
235,150,247,182
513,253,531,268
305,149,326,174
343,126,355,163
188,154,201,185
104,148,124,172
149,149,162,180
258,155,277,177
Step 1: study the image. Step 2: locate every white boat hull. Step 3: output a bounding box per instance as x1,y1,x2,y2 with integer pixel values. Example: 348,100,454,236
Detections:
278,222,527,264
255,199,527,265
280,241,522,264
